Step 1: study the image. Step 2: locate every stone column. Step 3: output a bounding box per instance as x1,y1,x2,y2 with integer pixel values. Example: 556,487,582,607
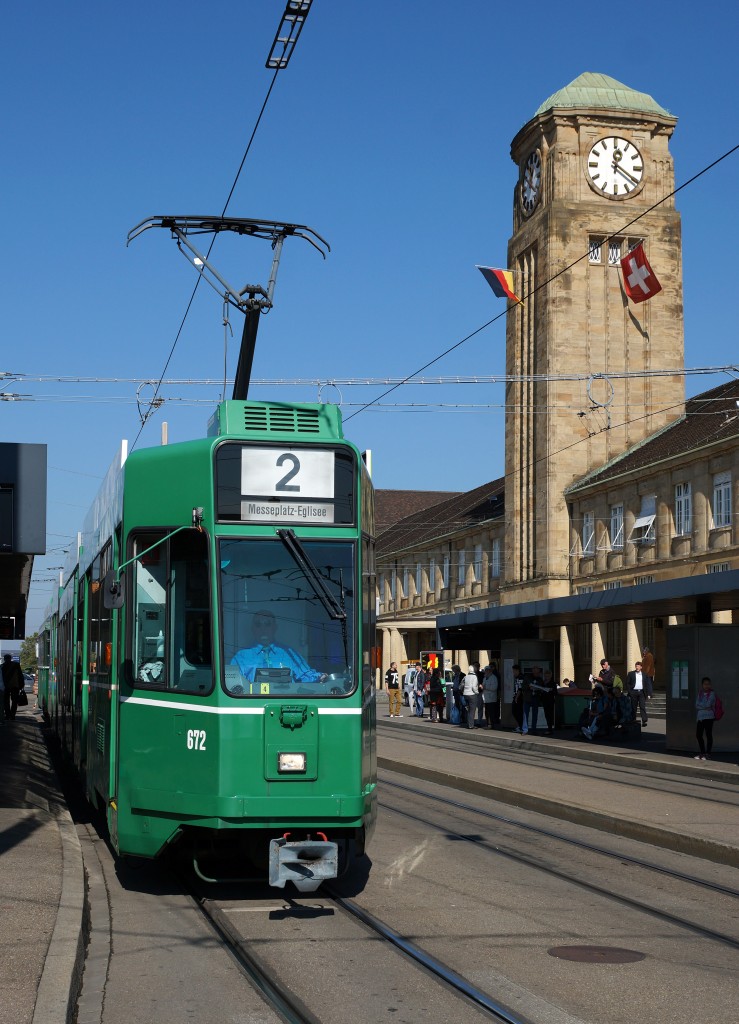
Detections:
625,619,640,673
390,628,402,676
591,621,606,676
712,610,732,624
380,627,390,686
559,625,575,683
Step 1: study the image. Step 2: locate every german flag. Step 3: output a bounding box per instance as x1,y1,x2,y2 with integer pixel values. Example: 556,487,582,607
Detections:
476,265,522,304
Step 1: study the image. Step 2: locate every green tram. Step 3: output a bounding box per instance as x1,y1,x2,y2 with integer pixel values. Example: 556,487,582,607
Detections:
39,399,377,890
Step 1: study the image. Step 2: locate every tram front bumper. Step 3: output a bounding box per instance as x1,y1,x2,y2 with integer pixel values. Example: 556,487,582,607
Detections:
268,835,338,892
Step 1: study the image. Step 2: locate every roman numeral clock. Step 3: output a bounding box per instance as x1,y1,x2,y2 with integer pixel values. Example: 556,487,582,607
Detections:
586,136,644,198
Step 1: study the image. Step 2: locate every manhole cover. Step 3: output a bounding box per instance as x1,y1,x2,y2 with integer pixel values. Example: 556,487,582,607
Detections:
548,945,646,964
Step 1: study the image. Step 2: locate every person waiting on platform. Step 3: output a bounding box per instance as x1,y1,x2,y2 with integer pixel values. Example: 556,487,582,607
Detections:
386,661,402,717
461,664,481,729
230,610,326,685
482,663,500,729
611,686,635,730
428,667,445,723
581,683,612,741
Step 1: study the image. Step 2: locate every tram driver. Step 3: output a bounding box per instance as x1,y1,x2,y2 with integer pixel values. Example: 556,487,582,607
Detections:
228,610,328,693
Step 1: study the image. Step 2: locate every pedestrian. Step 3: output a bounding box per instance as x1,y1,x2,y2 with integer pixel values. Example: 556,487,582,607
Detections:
403,663,417,709
428,667,444,722
470,661,484,725
581,683,612,741
597,658,615,695
385,661,402,718
482,664,500,728
641,646,655,683
450,664,463,724
511,663,524,732
2,654,24,720
413,663,426,718
522,666,538,735
695,676,716,761
626,660,652,727
461,665,481,729
538,668,557,735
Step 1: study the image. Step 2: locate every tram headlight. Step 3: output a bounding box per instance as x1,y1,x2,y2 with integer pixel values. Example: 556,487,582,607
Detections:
278,752,306,773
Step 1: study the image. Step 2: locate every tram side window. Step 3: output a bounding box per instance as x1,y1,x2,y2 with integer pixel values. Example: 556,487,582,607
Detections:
133,533,168,687
131,529,212,694
89,545,113,683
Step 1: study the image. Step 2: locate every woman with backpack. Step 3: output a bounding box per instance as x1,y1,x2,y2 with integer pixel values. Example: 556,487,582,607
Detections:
461,664,481,729
695,676,717,761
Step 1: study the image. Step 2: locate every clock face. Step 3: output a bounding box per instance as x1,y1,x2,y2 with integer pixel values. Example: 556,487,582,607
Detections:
520,150,542,215
587,137,644,198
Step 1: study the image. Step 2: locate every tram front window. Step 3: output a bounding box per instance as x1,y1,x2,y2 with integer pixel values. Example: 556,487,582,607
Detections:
219,538,355,698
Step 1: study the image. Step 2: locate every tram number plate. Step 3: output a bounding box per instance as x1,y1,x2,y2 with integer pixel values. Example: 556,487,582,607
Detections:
242,448,334,497
186,729,206,751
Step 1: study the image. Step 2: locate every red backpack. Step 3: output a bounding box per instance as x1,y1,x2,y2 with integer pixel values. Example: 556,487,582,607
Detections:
714,694,725,721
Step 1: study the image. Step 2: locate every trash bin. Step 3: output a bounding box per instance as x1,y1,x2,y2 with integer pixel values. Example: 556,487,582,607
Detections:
555,689,591,727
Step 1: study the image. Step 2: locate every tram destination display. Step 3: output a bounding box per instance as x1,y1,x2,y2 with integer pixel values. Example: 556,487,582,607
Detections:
215,442,356,525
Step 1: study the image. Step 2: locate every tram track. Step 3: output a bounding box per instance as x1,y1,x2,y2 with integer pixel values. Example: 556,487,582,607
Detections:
382,776,739,899
192,884,536,1024
380,777,739,951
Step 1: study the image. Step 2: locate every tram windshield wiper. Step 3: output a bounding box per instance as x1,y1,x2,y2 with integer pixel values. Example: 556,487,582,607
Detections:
276,529,346,622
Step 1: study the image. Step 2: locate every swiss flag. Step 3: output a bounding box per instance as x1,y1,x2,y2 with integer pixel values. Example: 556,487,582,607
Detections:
620,243,662,303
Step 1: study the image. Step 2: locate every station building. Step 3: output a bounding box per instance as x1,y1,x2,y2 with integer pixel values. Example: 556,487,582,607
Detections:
375,73,739,689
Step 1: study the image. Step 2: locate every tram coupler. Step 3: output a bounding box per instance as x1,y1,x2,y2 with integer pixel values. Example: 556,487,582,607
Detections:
268,832,338,892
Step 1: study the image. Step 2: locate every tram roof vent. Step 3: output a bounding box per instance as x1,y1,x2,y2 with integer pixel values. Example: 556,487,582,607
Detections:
208,400,344,440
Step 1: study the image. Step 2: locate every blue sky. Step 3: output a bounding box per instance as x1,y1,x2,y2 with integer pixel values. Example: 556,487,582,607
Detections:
2,1,737,631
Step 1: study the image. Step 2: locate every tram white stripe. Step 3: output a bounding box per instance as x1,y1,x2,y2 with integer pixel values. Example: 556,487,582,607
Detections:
120,697,264,714
118,696,363,715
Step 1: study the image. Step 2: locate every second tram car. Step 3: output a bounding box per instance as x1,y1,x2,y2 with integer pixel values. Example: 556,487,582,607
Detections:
39,399,377,890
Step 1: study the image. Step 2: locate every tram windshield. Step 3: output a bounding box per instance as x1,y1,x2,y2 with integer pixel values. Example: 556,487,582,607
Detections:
219,538,355,698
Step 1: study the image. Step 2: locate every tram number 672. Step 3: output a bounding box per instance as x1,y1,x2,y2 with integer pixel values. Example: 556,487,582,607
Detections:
186,729,207,751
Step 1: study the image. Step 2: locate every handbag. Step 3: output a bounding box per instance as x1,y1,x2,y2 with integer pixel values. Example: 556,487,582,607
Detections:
16,689,29,707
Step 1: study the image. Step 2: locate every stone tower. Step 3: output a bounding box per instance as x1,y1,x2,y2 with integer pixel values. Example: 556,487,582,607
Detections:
501,73,685,603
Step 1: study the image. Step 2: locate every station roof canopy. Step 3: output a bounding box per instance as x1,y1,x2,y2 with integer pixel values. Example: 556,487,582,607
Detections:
437,570,739,650
0,553,34,638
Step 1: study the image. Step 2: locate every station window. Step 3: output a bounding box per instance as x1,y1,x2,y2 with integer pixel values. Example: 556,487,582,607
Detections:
582,512,595,556
490,539,501,578
457,549,466,586
712,471,732,528
610,504,624,550
607,240,622,265
588,238,602,264
473,544,483,582
675,482,692,536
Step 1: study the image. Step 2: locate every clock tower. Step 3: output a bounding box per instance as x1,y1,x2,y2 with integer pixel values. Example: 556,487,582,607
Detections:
501,73,685,603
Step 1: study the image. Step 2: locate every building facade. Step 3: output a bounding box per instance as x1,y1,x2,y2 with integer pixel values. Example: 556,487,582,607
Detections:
375,74,738,689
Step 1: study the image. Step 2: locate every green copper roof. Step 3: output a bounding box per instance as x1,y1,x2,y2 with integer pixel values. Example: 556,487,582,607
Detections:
535,73,672,118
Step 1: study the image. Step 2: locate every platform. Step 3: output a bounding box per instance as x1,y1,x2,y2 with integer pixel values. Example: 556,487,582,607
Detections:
377,691,739,867
0,704,84,1024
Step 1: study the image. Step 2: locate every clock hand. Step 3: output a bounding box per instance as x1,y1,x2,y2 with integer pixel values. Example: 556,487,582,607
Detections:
612,162,639,186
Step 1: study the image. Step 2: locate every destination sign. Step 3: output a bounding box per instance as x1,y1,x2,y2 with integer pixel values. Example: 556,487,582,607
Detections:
241,500,335,524
215,442,355,525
